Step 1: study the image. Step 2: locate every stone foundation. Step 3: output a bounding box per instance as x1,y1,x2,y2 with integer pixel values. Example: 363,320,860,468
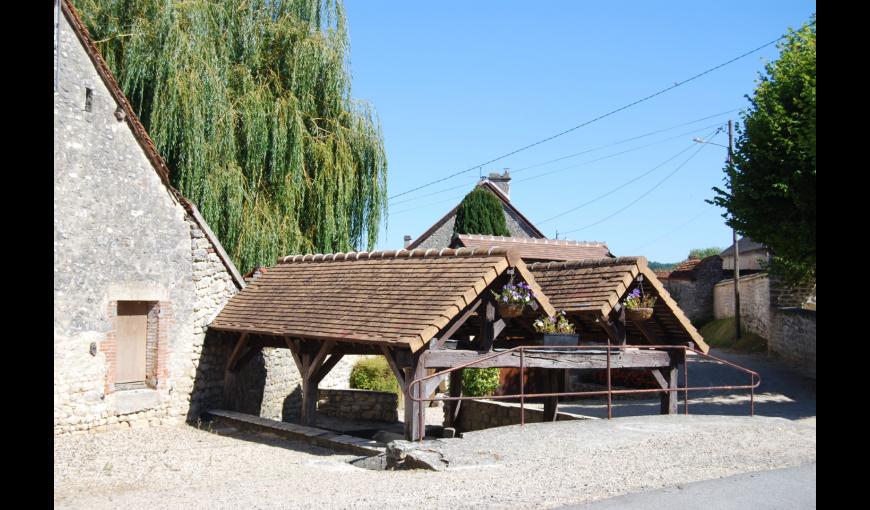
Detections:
450,399,587,432
317,388,399,423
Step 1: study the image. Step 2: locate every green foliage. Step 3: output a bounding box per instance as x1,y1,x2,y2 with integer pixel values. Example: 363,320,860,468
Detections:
532,312,576,334
453,188,510,237
72,0,388,273
710,16,815,285
648,261,678,272
698,318,768,354
688,247,722,260
349,357,400,397
462,368,501,397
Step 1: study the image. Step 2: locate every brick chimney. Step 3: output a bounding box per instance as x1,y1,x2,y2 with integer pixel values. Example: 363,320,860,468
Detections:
487,169,511,200
403,235,412,248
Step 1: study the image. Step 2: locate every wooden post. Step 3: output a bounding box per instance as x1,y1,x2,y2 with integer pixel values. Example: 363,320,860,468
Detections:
403,353,427,441
653,350,684,415
542,368,562,422
297,340,334,426
478,297,496,352
445,369,463,429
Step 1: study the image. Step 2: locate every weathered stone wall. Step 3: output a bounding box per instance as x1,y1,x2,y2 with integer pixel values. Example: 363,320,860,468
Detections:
54,11,239,434
713,273,771,339
665,258,723,325
318,389,399,422
769,308,816,378
450,399,586,432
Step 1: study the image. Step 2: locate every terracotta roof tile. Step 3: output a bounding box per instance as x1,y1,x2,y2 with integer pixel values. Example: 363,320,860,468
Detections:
453,234,612,261
527,257,708,352
211,248,555,352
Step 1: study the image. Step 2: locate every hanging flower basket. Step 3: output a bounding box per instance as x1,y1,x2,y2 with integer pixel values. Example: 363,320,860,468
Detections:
498,302,525,318
625,307,654,322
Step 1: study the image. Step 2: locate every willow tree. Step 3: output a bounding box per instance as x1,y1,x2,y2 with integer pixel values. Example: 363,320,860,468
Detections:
73,0,387,272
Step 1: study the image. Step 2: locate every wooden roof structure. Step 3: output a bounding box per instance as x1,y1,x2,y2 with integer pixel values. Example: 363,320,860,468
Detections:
452,234,613,261
210,247,555,352
527,257,709,353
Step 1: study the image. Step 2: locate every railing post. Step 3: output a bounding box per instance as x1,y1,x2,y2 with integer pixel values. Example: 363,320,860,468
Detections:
683,348,689,415
750,373,755,417
606,339,612,419
520,347,525,427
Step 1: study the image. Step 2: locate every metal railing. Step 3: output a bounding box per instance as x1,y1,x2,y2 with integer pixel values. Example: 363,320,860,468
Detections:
408,343,762,441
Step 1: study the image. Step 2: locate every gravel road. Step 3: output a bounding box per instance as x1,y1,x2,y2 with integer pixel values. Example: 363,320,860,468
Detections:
55,415,815,509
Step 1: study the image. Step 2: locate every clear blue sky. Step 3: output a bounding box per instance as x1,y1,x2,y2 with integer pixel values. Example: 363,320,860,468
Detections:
344,1,815,262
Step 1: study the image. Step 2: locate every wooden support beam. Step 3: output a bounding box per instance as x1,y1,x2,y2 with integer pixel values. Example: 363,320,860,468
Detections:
403,352,427,441
422,349,672,370
299,340,335,426
226,333,250,372
657,366,679,414
478,298,497,351
542,368,563,422
381,346,407,392
312,354,345,385
283,337,304,375
305,340,335,382
445,370,463,429
634,320,659,344
435,299,482,349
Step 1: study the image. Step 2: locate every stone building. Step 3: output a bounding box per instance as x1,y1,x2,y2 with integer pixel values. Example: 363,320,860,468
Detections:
54,0,353,434
719,236,770,278
662,255,723,324
407,171,546,250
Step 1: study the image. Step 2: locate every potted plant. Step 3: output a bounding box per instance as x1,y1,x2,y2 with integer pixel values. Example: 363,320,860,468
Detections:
533,311,579,346
623,288,657,321
492,281,534,318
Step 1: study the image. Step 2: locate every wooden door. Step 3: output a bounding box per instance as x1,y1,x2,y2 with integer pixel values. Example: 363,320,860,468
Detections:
116,301,149,384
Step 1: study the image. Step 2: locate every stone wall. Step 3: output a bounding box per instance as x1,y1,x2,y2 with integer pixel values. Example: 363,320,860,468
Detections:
713,273,772,339
54,10,239,434
318,389,399,423
769,308,816,378
450,399,586,432
665,258,723,324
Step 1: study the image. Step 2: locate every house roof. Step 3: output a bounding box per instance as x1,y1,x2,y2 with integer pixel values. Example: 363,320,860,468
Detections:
406,180,546,250
720,237,766,257
452,234,613,261
668,255,720,280
61,0,244,289
210,248,556,352
527,257,708,352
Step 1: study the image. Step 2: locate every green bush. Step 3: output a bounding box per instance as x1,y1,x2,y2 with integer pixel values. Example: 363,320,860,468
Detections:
454,188,510,237
349,357,400,398
462,368,501,397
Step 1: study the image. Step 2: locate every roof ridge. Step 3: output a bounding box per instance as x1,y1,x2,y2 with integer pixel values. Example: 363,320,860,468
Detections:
527,256,645,270
458,233,607,247
277,247,514,264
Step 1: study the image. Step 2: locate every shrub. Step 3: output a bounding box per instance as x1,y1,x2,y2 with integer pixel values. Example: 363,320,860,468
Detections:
349,357,400,398
462,368,501,397
453,188,510,237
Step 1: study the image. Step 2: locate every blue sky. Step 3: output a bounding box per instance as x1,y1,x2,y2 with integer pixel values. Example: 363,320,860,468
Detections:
344,1,815,262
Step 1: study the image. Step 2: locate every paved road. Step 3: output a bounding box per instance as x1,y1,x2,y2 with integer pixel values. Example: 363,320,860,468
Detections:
559,348,816,422
563,462,816,509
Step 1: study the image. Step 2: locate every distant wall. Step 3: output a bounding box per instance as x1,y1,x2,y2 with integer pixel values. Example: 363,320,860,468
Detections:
769,308,816,378
318,388,398,423
714,273,771,339
665,258,723,324
450,399,586,432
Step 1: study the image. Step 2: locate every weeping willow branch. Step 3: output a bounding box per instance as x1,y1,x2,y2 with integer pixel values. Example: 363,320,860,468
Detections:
73,0,388,273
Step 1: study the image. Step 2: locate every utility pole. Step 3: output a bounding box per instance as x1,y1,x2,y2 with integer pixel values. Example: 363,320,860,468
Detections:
728,120,741,340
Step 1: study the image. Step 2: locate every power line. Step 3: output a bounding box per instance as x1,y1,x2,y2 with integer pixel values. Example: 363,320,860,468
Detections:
514,122,724,185
629,208,715,252
558,129,722,235
390,109,738,206
387,24,810,201
511,108,740,175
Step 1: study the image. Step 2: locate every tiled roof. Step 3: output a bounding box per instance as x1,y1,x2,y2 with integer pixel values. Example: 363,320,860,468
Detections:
720,237,766,257
453,234,612,261
668,255,720,280
406,180,545,250
527,257,708,352
210,248,556,352
61,0,245,289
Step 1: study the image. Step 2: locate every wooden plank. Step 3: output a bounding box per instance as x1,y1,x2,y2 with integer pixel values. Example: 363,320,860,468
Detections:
226,333,250,372
421,349,672,370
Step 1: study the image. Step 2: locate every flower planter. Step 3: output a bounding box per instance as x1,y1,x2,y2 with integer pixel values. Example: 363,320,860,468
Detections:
498,302,524,318
540,333,579,346
625,307,654,322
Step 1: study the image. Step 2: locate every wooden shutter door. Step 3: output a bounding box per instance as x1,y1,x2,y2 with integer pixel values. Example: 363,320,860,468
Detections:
116,301,148,383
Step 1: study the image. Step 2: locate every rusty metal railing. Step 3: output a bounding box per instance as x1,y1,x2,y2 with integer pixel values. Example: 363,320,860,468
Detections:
407,344,761,441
